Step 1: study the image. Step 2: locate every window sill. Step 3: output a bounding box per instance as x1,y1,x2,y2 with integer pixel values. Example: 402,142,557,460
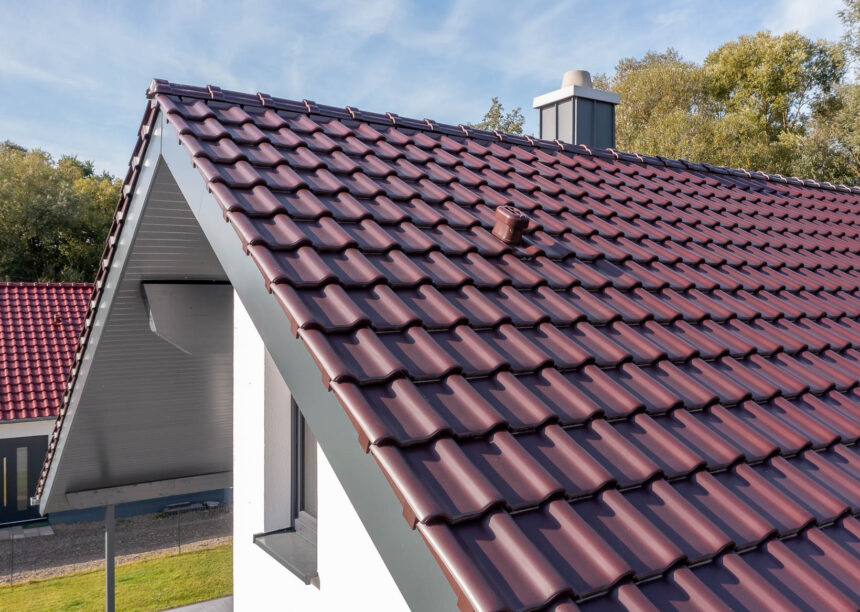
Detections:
254,512,318,587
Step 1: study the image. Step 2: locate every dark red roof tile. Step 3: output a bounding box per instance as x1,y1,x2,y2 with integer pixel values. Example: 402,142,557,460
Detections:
696,540,858,612
566,420,661,488
757,455,849,523
372,436,506,525
796,447,860,510
623,479,733,563
559,365,644,419
458,431,565,510
418,510,571,611
515,500,633,599
571,489,685,580
466,372,558,430
299,327,406,385
611,413,705,478
661,409,745,469
714,463,816,536
672,470,776,550
516,425,614,499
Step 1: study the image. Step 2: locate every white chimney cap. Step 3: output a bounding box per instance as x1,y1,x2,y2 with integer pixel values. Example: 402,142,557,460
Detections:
561,70,592,88
533,70,619,108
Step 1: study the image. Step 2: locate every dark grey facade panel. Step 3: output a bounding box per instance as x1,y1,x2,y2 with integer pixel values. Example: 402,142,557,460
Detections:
537,95,616,148
557,99,573,143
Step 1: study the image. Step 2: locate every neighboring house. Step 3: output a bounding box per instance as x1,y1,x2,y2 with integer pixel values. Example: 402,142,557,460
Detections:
0,281,229,528
34,75,860,611
0,282,88,525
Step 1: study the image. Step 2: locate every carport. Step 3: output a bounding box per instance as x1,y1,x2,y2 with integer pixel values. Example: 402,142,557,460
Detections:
35,114,233,609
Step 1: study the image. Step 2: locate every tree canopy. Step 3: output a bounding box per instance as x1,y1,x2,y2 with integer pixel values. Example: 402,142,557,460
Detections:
705,31,844,138
469,97,525,134
592,22,858,184
0,141,120,282
840,0,860,68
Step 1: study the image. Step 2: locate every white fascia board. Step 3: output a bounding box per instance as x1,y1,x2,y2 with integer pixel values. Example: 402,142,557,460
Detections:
532,84,620,108
39,118,165,515
0,418,55,440
159,112,458,611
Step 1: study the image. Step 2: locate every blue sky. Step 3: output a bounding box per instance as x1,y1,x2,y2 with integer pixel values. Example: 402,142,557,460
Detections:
0,0,848,177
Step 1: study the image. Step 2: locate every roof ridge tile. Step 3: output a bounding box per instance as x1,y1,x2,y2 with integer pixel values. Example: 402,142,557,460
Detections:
148,79,860,193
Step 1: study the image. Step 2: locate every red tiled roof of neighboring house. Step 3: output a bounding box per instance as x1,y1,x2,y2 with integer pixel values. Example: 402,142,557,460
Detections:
0,283,90,421
41,80,860,610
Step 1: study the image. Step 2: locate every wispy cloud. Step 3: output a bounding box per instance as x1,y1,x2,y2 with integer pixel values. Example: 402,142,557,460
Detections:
765,0,845,39
0,0,848,175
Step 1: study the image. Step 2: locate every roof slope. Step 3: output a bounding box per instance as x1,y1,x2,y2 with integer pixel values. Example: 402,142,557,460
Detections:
0,283,90,421
44,80,860,610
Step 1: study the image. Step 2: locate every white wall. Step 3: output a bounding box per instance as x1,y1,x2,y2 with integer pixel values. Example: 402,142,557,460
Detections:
0,419,54,440
233,292,409,611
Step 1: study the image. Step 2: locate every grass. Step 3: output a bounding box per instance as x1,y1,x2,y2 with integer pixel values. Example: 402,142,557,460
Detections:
0,543,232,611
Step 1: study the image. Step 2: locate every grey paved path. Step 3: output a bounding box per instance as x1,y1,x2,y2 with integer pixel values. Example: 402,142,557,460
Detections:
164,595,233,611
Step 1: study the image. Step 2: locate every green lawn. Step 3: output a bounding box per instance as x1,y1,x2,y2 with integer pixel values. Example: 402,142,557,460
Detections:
0,543,232,612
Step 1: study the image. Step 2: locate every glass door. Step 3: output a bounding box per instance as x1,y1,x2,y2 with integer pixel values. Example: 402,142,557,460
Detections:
0,435,48,525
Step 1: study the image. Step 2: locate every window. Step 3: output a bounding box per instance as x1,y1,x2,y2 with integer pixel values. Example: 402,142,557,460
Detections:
254,355,319,587
16,447,27,511
295,405,317,519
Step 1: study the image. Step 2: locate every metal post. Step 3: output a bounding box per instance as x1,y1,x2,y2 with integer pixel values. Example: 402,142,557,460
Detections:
105,504,115,612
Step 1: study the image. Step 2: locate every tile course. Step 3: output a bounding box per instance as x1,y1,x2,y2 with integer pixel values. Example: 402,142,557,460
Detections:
40,79,860,610
0,283,89,420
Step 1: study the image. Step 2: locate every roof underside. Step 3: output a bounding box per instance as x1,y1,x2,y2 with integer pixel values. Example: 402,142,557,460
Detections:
43,79,860,610
0,283,89,421
39,162,232,512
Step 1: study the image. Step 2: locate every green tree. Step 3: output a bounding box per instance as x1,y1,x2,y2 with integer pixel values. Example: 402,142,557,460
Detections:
704,31,845,140
789,83,860,184
840,0,860,67
0,141,119,281
596,49,721,163
601,30,851,181
470,97,525,134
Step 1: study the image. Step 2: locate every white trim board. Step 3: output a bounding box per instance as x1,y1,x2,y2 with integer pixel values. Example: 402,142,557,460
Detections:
533,84,620,108
0,419,54,441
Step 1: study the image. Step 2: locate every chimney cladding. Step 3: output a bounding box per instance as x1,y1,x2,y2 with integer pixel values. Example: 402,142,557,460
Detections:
532,69,620,149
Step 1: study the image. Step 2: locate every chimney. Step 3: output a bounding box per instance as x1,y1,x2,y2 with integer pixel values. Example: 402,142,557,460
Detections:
532,70,619,149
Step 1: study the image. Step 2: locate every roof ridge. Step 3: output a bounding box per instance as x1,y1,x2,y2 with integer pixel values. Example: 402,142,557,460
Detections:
147,78,860,196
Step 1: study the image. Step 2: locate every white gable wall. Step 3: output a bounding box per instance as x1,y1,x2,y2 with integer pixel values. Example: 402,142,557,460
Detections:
233,293,408,611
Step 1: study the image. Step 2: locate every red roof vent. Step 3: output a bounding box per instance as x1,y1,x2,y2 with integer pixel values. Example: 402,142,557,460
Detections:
492,206,529,245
